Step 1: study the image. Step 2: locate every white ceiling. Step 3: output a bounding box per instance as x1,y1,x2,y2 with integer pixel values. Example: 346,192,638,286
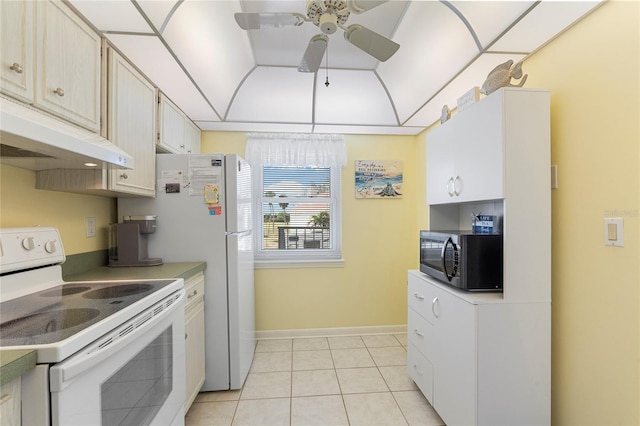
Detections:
68,0,604,136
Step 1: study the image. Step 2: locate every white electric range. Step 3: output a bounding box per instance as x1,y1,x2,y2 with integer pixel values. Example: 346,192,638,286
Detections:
0,227,186,426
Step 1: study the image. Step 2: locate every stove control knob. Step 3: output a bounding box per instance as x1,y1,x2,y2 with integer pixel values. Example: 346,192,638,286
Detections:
22,236,35,251
45,240,57,253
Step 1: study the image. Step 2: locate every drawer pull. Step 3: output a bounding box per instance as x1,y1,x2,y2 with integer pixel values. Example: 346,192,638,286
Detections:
9,63,23,74
413,292,424,300
413,328,424,337
432,297,439,318
53,87,65,97
188,289,198,299
413,364,423,376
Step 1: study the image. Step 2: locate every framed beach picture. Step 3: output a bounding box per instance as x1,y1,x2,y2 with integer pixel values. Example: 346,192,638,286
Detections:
354,160,403,199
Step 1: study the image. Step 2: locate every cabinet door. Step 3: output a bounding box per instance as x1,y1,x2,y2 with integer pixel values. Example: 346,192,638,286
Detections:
185,119,201,154
0,378,21,425
35,0,101,132
426,122,455,205
185,301,205,411
107,49,156,196
0,1,33,103
158,93,186,153
453,95,504,203
431,287,477,426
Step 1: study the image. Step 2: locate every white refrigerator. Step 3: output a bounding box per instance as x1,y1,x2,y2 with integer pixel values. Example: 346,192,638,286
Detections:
118,153,255,391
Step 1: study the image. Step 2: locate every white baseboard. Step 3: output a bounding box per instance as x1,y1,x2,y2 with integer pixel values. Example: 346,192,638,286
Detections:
255,324,408,340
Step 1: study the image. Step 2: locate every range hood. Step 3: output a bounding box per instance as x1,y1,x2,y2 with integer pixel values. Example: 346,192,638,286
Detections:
0,98,133,171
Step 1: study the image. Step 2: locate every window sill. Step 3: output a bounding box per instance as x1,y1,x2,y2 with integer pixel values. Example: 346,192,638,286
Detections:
255,258,345,269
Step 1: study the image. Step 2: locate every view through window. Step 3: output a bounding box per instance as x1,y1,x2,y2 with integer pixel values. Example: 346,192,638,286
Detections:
256,165,341,260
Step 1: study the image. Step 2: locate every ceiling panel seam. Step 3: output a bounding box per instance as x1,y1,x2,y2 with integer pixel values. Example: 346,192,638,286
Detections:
158,0,184,34
225,65,259,122
481,1,541,51
129,0,223,121
440,0,482,52
373,70,400,126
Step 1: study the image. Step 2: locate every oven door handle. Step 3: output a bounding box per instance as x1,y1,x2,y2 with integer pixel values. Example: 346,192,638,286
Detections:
49,289,185,392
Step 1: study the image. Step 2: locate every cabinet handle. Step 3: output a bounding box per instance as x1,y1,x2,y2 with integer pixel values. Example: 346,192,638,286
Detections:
120,173,128,179
9,63,23,74
188,289,198,299
180,144,185,149
447,177,455,197
453,175,462,196
185,333,188,340
53,87,65,97
413,328,424,337
413,364,423,376
413,292,424,300
432,297,439,318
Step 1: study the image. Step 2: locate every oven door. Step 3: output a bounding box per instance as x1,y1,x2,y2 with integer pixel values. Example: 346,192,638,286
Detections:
49,290,186,426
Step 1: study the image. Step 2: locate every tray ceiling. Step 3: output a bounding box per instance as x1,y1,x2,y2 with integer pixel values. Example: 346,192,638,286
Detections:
69,0,604,135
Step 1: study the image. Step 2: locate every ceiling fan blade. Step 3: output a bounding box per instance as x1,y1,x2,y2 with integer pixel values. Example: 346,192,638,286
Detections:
298,35,328,73
346,0,388,14
234,12,304,30
344,24,399,62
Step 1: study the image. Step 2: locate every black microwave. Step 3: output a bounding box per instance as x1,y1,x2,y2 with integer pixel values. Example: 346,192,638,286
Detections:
419,230,503,292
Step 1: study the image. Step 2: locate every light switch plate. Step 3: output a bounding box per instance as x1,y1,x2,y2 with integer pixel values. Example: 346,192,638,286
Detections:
604,217,623,247
86,217,96,238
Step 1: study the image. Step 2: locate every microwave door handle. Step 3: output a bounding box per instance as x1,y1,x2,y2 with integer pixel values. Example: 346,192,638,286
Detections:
441,237,455,282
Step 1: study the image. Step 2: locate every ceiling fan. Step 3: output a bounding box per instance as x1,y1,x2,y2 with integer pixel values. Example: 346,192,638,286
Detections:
234,0,400,73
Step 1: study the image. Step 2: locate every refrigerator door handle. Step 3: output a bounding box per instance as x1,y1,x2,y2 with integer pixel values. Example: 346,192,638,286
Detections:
226,230,252,237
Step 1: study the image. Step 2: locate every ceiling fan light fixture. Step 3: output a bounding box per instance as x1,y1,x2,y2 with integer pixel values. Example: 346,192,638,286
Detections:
319,13,338,34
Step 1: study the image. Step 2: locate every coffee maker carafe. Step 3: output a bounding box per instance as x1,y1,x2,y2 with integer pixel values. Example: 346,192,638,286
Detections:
108,216,163,267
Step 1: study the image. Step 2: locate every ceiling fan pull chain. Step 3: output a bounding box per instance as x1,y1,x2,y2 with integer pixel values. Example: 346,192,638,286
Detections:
325,42,330,87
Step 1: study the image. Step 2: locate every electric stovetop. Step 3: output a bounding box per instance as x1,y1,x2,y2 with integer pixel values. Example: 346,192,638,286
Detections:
0,279,177,348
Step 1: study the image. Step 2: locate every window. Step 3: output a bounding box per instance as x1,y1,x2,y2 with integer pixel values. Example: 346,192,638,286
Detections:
246,133,345,266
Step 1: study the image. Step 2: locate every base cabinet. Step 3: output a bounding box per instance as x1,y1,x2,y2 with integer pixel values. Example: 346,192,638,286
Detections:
408,270,550,426
184,273,205,413
0,378,21,426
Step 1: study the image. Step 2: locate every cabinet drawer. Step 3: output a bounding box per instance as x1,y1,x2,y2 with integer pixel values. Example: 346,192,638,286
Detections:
408,307,435,361
408,273,440,322
184,272,205,310
407,341,433,403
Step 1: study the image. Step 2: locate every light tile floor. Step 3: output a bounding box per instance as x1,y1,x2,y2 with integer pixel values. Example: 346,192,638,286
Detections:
185,334,445,426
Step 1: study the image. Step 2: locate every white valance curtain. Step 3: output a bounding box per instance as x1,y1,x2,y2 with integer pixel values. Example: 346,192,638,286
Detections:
245,133,347,168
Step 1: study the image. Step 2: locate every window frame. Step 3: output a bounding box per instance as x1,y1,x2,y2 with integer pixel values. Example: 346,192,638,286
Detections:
252,163,343,268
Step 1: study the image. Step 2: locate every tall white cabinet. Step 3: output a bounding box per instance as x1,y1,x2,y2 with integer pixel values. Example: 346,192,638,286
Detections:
409,88,551,425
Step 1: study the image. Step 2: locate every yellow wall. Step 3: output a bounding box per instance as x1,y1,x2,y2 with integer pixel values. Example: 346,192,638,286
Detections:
0,165,115,254
520,1,639,424
202,132,418,330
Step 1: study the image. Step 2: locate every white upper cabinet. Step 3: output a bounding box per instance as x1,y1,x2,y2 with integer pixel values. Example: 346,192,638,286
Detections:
1,0,101,132
184,119,201,154
158,92,201,154
427,92,504,205
1,1,34,104
107,48,156,197
37,0,101,132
